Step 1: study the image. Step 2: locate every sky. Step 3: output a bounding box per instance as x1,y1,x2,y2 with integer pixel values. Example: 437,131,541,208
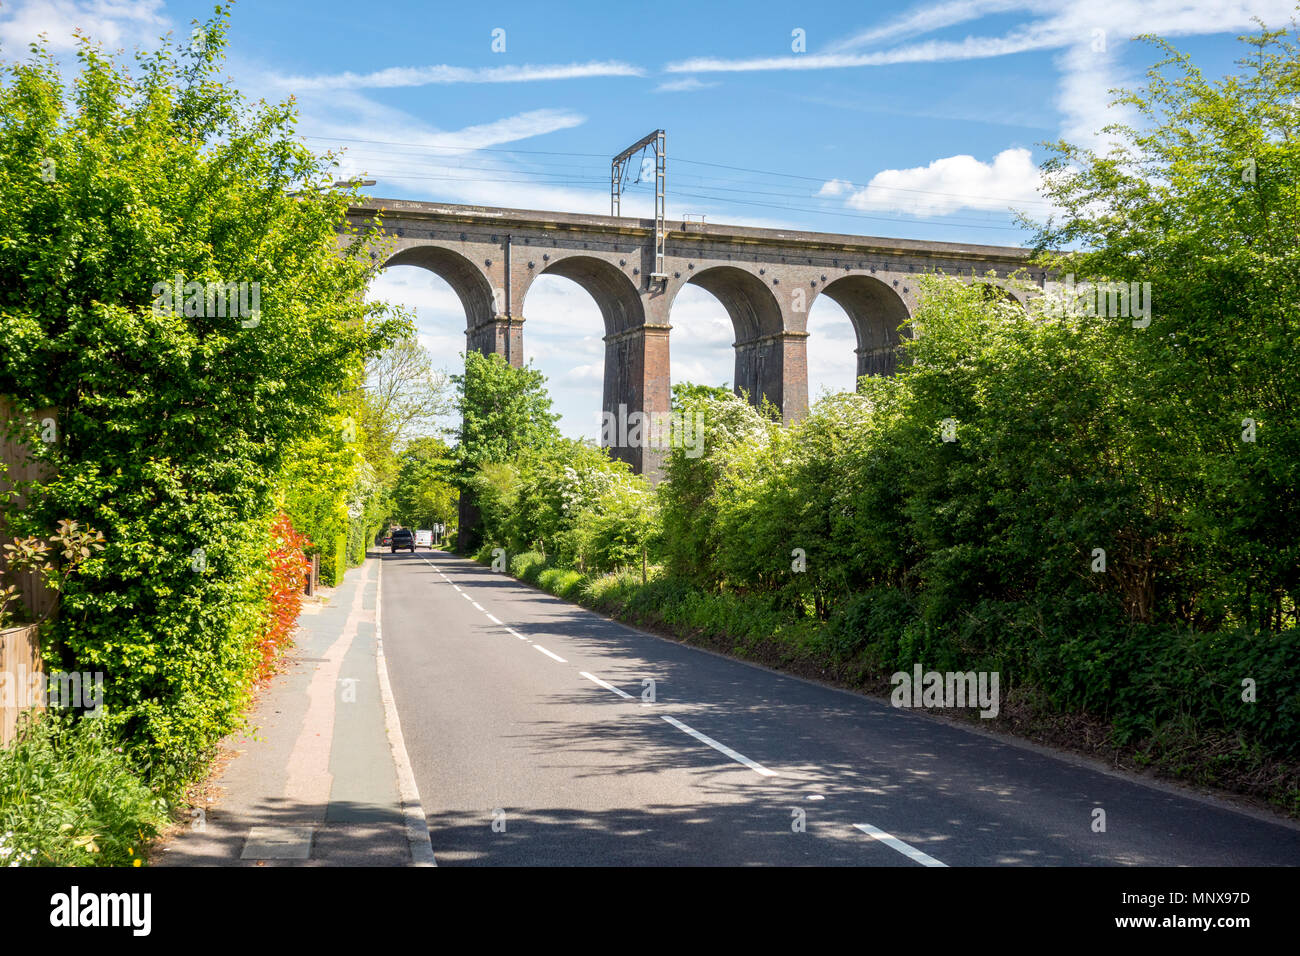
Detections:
1,0,1291,440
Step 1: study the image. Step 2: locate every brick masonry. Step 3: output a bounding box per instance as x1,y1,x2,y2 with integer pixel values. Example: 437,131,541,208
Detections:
347,200,1043,480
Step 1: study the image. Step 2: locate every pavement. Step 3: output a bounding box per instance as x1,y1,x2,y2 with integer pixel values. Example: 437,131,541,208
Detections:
156,556,430,866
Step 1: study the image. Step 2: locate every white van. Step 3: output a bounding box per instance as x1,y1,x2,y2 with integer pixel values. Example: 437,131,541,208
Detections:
415,529,433,548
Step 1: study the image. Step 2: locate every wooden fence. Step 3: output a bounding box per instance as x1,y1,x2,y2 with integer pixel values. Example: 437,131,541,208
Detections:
0,623,42,746
0,396,54,745
0,395,56,619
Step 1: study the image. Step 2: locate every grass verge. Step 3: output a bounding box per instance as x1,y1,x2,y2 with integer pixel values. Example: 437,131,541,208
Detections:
0,712,168,867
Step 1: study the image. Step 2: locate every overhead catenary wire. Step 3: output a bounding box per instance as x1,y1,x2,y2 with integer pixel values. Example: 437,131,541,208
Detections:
304,133,1057,211
673,155,1057,209
305,134,1052,233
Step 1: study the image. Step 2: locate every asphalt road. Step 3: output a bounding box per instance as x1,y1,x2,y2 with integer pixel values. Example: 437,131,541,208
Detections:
380,549,1300,867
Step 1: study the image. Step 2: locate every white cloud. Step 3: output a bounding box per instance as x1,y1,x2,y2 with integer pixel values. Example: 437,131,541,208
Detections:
666,285,738,392
274,60,644,92
224,47,793,227
653,76,719,93
825,0,1038,52
664,0,1299,155
281,93,618,213
559,363,605,384
1054,41,1126,152
366,266,464,314
0,0,168,53
667,1,1296,75
768,0,1300,223
664,27,1063,74
807,296,859,398
835,147,1046,216
670,357,732,389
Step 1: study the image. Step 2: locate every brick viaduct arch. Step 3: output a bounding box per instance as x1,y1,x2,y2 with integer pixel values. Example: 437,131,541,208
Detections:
350,200,1044,479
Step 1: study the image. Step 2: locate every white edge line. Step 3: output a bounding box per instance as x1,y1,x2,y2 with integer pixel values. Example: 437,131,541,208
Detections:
660,715,777,777
375,556,437,866
853,823,947,867
579,671,634,699
533,644,567,663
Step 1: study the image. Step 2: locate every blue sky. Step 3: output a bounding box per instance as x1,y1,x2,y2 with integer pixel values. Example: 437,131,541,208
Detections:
1,0,1288,439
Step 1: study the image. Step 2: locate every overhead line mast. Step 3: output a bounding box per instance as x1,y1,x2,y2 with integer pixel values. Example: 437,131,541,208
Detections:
611,129,667,281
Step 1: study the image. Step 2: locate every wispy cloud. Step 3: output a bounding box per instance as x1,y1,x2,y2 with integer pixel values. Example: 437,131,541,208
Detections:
293,97,610,212
824,0,1037,52
653,76,719,93
664,27,1063,74
273,60,645,92
368,108,589,155
666,0,1296,76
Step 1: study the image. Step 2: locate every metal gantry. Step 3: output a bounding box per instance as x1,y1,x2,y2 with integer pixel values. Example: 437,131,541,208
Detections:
611,129,667,281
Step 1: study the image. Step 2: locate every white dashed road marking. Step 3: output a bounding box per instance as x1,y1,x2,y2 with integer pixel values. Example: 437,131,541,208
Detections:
580,671,634,699
660,715,778,777
416,554,969,865
853,823,947,867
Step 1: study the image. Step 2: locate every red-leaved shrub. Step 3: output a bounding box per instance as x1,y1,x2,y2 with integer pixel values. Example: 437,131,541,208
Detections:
262,513,311,679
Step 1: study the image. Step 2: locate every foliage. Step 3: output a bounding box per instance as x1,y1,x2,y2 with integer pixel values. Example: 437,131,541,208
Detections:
657,388,772,586
0,713,167,867
261,513,310,679
0,12,402,789
451,351,561,553
453,352,560,472
358,336,452,473
280,429,361,587
391,436,457,531
0,519,105,628
1030,24,1300,632
468,433,657,574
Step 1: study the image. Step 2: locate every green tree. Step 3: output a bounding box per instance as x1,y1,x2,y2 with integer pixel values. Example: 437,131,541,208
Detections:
358,335,452,485
657,388,772,586
0,11,402,787
1031,19,1300,630
392,436,458,531
451,351,560,552
453,352,560,470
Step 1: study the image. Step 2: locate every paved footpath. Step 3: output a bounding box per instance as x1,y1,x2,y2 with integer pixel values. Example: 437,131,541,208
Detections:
156,556,433,866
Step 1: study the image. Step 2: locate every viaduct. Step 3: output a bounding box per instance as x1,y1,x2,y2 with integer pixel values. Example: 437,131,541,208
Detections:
346,199,1043,478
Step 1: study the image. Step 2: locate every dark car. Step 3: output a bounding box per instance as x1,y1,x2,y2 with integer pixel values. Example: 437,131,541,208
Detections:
390,528,415,553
